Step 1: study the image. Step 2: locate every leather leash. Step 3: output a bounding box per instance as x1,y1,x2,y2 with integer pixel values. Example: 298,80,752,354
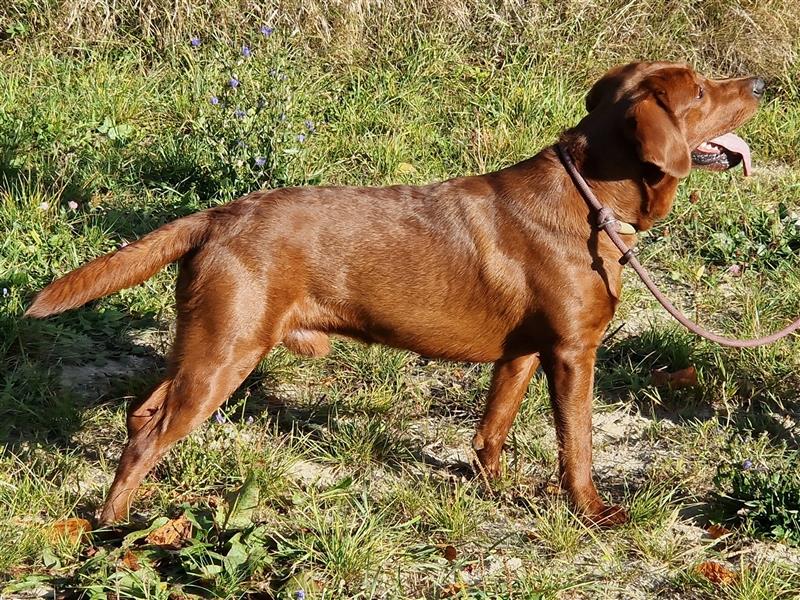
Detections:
556,143,800,348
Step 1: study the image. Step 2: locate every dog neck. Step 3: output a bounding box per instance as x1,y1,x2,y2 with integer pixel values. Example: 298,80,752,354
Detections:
557,124,680,232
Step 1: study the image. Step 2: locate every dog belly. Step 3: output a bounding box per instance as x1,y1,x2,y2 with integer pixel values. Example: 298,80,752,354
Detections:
334,305,513,362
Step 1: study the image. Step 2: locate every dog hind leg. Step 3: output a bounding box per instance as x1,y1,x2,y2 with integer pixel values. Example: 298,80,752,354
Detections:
473,354,540,478
99,275,281,524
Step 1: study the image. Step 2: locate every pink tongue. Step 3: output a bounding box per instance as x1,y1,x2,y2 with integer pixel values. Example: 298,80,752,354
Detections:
709,132,752,176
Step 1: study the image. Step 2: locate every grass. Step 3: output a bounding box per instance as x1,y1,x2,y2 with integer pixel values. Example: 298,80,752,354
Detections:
2,0,800,597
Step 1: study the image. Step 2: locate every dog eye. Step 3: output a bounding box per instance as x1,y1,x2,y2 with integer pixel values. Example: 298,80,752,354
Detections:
696,86,704,100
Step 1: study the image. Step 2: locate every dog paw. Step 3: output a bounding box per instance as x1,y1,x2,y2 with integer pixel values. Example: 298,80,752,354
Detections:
584,503,629,528
475,457,501,479
472,442,502,479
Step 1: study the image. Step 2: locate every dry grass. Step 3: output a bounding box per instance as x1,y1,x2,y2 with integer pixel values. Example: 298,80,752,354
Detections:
3,0,798,84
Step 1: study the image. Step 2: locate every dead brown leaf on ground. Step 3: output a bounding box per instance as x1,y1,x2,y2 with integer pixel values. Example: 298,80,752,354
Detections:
47,518,92,544
695,560,737,585
145,514,192,548
120,549,141,571
443,545,457,561
440,582,466,597
650,366,698,389
707,524,732,539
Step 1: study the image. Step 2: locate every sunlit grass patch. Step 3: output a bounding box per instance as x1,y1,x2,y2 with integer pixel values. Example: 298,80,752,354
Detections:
676,558,800,600
625,487,689,565
310,415,415,469
712,437,800,545
626,484,680,529
528,500,588,558
390,477,493,542
280,489,413,590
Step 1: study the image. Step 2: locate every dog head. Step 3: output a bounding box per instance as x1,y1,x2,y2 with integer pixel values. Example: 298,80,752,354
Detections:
585,61,763,179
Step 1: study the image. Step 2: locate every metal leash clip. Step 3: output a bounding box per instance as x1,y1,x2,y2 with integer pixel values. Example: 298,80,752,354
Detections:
596,207,636,235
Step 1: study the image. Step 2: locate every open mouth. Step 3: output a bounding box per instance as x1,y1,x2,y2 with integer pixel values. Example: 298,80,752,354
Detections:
691,132,751,176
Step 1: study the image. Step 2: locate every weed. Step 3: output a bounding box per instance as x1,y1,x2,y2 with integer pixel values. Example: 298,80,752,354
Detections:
714,442,800,545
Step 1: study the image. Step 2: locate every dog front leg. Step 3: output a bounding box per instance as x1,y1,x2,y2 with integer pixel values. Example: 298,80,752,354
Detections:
540,343,628,526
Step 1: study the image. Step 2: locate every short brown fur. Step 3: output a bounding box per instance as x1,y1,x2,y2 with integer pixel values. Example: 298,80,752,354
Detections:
26,62,762,525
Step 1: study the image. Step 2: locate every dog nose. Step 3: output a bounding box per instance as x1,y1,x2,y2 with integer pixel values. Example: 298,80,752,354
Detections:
752,77,765,98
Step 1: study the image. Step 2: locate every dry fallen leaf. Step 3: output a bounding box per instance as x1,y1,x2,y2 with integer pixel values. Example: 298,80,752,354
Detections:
443,545,457,562
707,524,731,539
650,366,698,389
48,518,92,544
545,483,563,495
696,560,737,585
145,514,192,548
441,582,466,597
396,162,417,175
120,549,140,571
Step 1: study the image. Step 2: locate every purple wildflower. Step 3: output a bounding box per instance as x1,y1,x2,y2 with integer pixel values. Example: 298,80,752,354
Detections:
254,157,266,167
229,77,240,89
304,119,315,132
242,46,252,58
742,459,753,470
260,25,274,37
67,201,78,211
294,590,305,600
210,95,219,105
297,134,306,143
190,36,201,47
235,108,247,119
215,410,226,424
727,264,742,277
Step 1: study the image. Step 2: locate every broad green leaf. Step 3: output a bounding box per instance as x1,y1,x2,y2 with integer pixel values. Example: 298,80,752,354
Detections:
41,547,60,569
222,532,249,574
200,563,224,577
222,472,260,530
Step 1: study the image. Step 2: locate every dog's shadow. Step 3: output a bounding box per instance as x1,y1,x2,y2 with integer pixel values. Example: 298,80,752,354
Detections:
596,324,800,441
220,361,480,481
1,310,168,448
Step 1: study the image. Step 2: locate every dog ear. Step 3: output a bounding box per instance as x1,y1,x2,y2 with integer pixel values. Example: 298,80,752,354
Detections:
586,62,655,112
626,93,691,178
586,65,628,112
586,73,618,112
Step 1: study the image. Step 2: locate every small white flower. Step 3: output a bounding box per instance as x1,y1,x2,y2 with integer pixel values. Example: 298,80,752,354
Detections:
39,201,50,210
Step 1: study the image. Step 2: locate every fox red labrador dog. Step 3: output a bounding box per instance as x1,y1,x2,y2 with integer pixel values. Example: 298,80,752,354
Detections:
27,61,763,526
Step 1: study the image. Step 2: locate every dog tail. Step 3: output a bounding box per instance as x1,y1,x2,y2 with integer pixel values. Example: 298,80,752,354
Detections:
25,212,211,318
